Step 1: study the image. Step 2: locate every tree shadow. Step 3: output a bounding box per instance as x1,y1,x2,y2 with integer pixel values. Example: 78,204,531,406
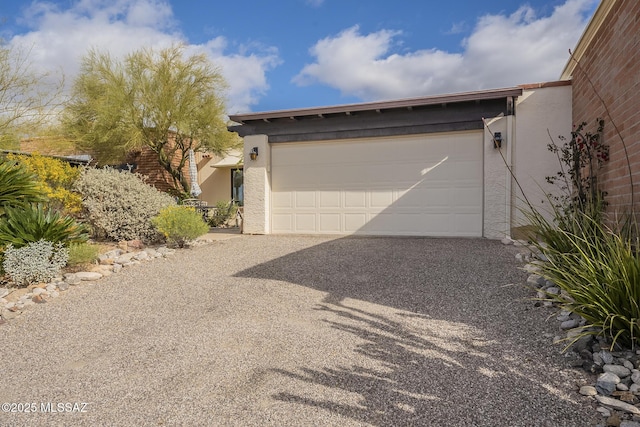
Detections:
272,300,589,426
234,237,593,425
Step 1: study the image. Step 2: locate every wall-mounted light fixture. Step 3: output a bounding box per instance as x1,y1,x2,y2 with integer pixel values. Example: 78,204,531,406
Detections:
493,132,503,149
249,147,259,161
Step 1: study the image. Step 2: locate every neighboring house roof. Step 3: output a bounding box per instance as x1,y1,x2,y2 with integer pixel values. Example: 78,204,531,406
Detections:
0,149,92,166
229,86,523,143
560,0,618,80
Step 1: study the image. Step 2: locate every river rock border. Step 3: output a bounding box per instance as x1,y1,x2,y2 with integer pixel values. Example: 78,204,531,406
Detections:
0,238,215,325
504,237,640,426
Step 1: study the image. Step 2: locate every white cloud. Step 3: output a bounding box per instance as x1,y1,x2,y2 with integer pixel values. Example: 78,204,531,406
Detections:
7,0,279,113
293,0,597,101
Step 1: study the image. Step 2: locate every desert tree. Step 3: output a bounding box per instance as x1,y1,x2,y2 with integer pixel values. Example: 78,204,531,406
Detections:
63,44,239,195
0,42,63,149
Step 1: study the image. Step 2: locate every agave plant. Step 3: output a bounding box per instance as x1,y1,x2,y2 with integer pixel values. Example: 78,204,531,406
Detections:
0,204,88,248
0,157,44,215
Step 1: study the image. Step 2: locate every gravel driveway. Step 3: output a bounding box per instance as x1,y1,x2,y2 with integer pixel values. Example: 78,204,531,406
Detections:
0,235,599,426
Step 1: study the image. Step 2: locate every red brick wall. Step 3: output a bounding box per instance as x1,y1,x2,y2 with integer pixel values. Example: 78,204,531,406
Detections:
127,147,196,194
126,139,196,194
571,0,640,214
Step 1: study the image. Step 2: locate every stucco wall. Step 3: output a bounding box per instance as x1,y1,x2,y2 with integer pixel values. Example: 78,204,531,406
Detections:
197,158,232,206
570,0,640,214
513,83,573,232
483,116,510,239
242,135,271,234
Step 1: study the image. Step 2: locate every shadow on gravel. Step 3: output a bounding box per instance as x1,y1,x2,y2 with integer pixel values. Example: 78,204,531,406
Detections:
271,301,585,426
234,237,593,426
234,236,523,317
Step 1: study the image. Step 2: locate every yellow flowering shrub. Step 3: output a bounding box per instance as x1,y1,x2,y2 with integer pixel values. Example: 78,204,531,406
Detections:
7,153,82,215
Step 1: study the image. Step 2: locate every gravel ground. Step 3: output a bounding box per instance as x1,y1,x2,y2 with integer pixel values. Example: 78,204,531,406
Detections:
0,235,600,426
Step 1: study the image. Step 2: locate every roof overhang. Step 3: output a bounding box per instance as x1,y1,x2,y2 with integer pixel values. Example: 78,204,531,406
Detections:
210,150,243,168
229,87,522,143
560,0,618,80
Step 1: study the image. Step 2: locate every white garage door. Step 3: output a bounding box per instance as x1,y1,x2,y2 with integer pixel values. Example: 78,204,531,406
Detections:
271,131,483,236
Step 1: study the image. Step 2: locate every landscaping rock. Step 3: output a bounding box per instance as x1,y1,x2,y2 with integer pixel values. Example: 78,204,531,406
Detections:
596,406,611,417
0,288,9,299
75,272,103,281
600,351,615,365
1,308,20,320
620,421,640,427
595,395,640,416
579,385,598,396
597,372,621,396
605,365,632,378
127,239,144,250
617,383,630,391
64,273,81,285
57,282,69,291
114,252,137,264
32,287,45,296
630,383,640,394
560,319,580,330
632,372,640,384
133,251,149,261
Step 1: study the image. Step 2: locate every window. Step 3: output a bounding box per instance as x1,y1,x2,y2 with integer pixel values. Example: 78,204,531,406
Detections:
231,168,244,206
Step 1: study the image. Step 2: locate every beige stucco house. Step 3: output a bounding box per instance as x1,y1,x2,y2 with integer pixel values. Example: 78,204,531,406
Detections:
196,149,244,206
230,82,572,239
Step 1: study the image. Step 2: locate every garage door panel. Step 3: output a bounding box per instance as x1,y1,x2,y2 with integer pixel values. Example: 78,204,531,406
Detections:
345,191,366,208
272,192,293,209
271,132,483,236
295,191,316,208
319,214,341,233
319,191,340,208
294,214,316,233
344,213,367,231
272,214,293,233
370,191,394,208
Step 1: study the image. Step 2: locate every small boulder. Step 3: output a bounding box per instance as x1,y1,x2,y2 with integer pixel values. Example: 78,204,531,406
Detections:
560,319,580,330
579,385,597,396
75,272,103,281
595,395,640,416
597,372,621,396
604,364,632,378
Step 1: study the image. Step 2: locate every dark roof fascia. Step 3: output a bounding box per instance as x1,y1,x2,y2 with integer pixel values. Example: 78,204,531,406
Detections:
229,87,523,124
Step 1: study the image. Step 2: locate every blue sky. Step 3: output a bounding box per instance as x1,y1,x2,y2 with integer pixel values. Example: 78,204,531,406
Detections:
0,0,598,115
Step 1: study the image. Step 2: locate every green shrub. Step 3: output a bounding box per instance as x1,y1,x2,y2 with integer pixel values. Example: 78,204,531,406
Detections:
74,167,176,242
208,200,238,227
0,204,88,248
152,205,209,248
67,242,101,267
2,240,69,286
530,210,640,350
0,157,44,215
